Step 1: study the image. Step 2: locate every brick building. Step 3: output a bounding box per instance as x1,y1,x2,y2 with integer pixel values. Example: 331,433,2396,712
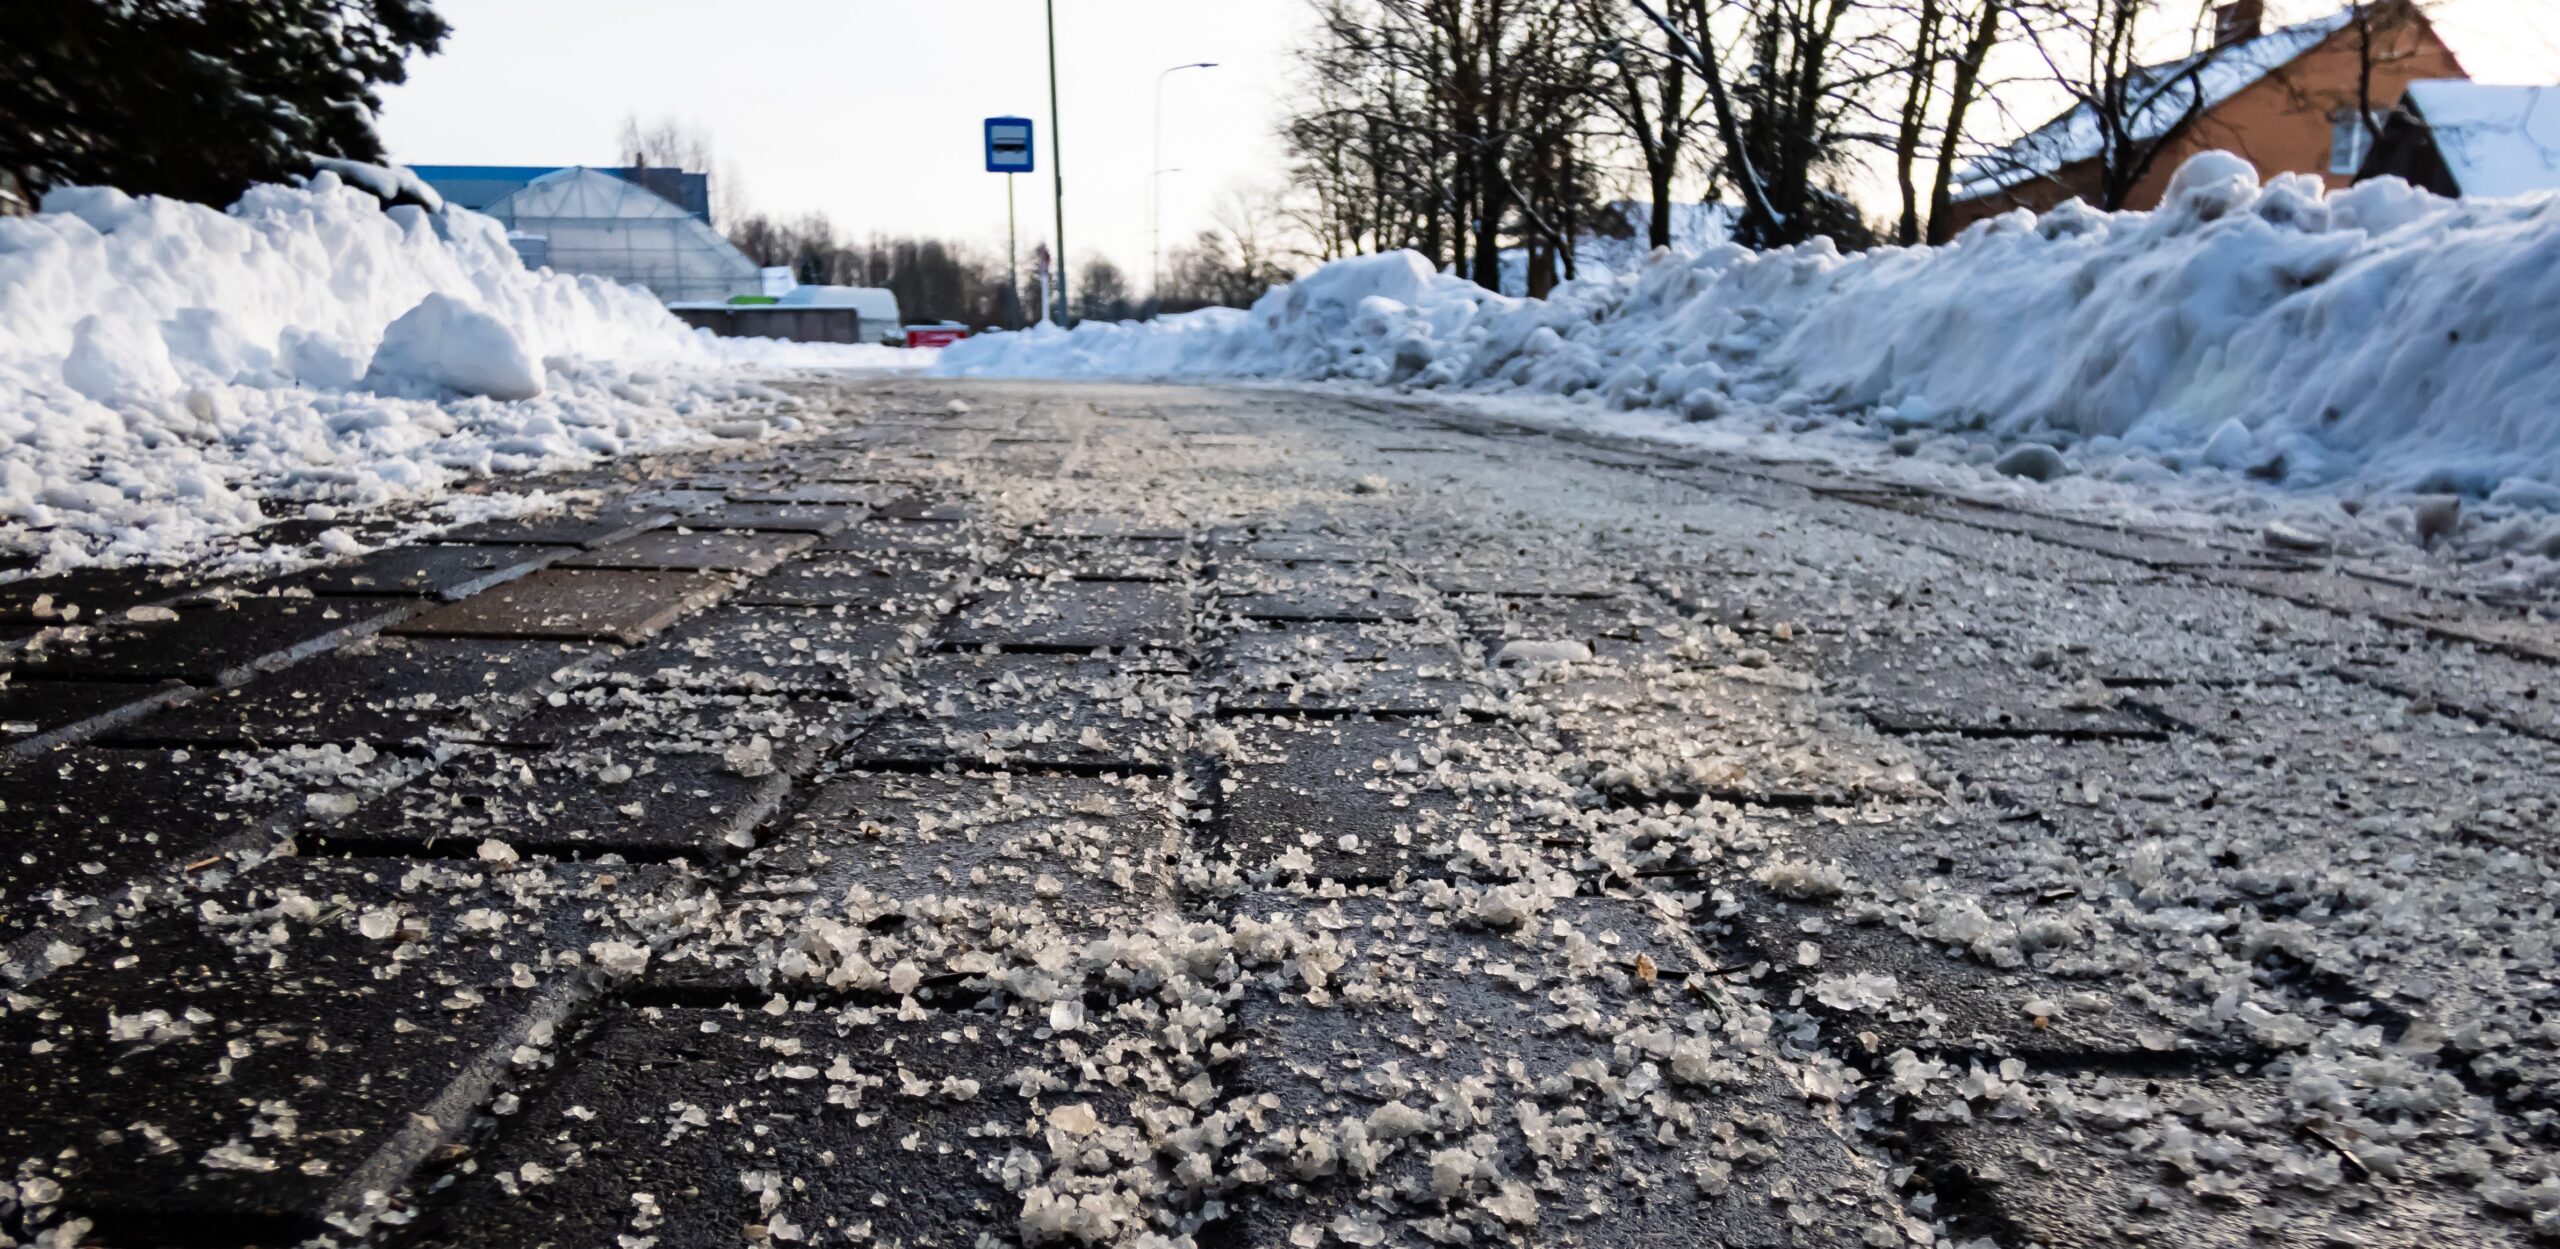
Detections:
1941,0,2466,234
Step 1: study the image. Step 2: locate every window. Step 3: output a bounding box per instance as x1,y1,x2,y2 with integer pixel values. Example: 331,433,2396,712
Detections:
2330,111,2377,175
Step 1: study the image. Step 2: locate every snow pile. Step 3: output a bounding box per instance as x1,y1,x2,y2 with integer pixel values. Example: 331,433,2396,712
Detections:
1498,200,1737,296
941,151,2560,515
0,170,907,568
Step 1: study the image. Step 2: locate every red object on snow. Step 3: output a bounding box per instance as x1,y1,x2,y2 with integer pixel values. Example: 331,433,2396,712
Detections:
905,325,969,349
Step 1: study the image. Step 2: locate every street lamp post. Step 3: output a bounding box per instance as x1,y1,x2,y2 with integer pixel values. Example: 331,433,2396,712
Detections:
1046,0,1070,326
1151,61,1217,312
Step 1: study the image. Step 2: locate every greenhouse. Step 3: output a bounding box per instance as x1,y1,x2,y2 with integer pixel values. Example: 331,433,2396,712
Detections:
480,166,758,302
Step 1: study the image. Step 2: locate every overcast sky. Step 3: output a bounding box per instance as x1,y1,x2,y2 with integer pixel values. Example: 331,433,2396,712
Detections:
377,0,2559,279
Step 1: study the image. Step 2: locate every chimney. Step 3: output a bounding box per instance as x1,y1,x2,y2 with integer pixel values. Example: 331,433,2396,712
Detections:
2213,0,2264,46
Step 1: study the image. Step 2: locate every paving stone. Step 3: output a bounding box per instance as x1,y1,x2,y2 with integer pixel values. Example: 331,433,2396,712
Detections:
616,484,728,513
770,770,1174,914
395,569,731,646
817,518,976,554
0,746,396,969
108,636,604,749
322,740,802,861
1210,718,1540,885
1718,886,2232,1065
872,494,974,522
1455,592,1670,651
728,480,912,506
404,1005,1164,1249
677,502,862,535
1008,534,1192,581
844,651,1186,772
1916,1071,2543,1249
435,503,673,548
1208,626,1476,717
598,604,919,696
655,469,785,493
1031,514,1188,541
945,580,1191,652
1210,892,1900,1246
0,677,191,755
1211,532,1389,563
485,684,860,753
1214,564,1426,624
1213,619,1453,667
1543,672,1911,807
0,566,196,624
1212,661,1473,718
1423,566,1625,597
252,542,561,600
558,529,815,574
651,771,1183,992
0,856,674,1241
1838,649,2170,739
8,595,416,686
735,552,975,614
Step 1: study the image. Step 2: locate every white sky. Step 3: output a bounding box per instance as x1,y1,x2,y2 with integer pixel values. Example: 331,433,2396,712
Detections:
378,0,2558,276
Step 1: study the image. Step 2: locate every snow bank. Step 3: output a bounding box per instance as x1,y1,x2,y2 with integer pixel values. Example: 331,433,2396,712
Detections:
941,153,2560,512
0,171,908,568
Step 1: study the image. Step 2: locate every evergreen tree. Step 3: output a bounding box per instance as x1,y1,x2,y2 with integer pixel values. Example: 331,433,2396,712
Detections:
1,0,447,207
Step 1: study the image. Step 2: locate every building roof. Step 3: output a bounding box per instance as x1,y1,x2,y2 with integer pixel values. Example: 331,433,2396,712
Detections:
480,168,757,303
2402,80,2560,198
486,167,693,222
408,165,712,222
1952,7,2356,201
774,285,902,320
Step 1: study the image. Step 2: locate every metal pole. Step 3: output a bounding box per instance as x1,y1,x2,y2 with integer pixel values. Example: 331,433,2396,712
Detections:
1152,71,1164,310
1006,173,1019,330
1045,0,1069,326
1151,62,1216,313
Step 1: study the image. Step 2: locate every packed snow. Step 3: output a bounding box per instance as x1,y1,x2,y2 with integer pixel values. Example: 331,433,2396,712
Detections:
941,151,2560,568
0,168,920,570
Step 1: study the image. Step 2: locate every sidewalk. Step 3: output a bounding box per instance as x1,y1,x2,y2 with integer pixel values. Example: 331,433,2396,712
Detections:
2,378,2554,1248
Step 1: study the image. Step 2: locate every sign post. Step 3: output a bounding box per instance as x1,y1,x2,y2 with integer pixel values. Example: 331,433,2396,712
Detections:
984,117,1035,329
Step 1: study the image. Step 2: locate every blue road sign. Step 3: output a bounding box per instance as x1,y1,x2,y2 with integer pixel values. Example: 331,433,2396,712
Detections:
985,117,1035,174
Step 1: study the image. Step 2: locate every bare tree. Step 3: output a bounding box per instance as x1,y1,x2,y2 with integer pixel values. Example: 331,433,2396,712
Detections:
1282,0,1614,288
2010,0,2232,210
726,209,1016,326
615,113,743,226
1630,0,1882,247
1580,0,1709,250
1926,0,2006,241
1075,256,1136,322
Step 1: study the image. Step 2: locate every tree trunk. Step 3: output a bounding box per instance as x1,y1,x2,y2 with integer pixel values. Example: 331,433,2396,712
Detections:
1892,0,1942,245
1926,0,2000,242
1648,159,1676,249
1648,59,1685,249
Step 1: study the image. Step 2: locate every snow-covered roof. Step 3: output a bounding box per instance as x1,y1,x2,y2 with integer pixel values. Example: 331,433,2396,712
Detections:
774,284,901,320
486,167,692,221
1953,7,2355,200
2404,80,2560,198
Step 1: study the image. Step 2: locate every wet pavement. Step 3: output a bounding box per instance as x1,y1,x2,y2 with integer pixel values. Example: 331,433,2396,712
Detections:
3,379,2558,1248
